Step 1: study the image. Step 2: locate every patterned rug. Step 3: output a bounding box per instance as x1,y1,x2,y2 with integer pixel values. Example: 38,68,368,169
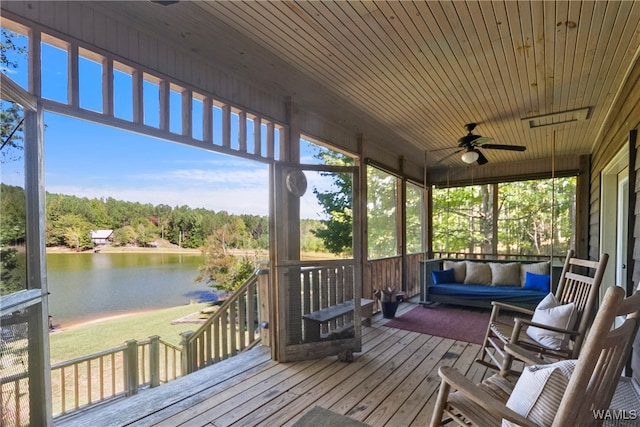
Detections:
384,304,494,344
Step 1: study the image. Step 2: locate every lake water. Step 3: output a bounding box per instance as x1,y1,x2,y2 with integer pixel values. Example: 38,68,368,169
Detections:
46,253,217,327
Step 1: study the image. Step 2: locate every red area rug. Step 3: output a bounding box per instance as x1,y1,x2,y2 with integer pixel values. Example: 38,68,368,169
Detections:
384,305,495,344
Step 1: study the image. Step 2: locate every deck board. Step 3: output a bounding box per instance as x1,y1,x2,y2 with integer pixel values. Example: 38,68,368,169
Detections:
55,300,503,427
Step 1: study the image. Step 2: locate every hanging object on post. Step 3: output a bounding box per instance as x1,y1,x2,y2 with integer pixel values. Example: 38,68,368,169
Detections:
285,169,307,197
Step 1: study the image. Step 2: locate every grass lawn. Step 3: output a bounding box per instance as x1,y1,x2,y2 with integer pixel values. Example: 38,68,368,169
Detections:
49,303,210,363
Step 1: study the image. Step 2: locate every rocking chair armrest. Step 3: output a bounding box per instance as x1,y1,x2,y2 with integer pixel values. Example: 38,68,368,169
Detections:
491,301,535,316
513,318,581,337
504,343,547,366
437,366,538,427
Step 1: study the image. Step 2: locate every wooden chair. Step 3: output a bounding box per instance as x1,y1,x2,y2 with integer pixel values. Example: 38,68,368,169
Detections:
477,250,609,375
430,285,640,427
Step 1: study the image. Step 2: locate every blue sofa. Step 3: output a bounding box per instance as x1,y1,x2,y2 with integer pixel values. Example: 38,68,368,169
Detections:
419,258,562,310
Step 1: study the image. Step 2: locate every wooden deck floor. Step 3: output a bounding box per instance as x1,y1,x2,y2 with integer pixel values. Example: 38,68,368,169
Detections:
56,301,497,427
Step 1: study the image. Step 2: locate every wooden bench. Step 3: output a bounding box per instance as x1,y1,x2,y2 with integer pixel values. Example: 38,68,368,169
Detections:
302,299,375,341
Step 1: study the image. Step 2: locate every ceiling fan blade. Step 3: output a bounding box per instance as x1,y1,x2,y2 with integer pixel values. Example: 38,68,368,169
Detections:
479,143,526,151
436,148,464,164
470,136,493,146
476,150,489,165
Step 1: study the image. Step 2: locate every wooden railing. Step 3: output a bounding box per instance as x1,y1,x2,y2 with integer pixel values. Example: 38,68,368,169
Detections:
50,336,181,417
1,371,29,426
28,257,431,419
180,268,264,373
45,267,266,418
366,252,424,302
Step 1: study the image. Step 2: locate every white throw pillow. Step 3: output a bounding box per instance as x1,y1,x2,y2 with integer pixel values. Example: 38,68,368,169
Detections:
489,262,521,286
502,359,576,427
464,261,492,285
443,260,466,283
526,293,577,350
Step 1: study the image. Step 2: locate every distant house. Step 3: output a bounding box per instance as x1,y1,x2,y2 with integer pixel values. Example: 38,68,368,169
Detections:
90,230,113,246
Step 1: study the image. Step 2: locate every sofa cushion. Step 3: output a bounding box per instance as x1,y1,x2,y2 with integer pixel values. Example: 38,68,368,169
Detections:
443,260,466,283
523,272,551,292
526,293,577,350
428,284,547,307
464,261,492,285
432,268,456,285
489,262,521,286
520,261,551,286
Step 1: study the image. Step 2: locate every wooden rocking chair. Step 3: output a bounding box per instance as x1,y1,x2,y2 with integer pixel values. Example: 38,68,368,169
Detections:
430,285,640,427
477,250,608,375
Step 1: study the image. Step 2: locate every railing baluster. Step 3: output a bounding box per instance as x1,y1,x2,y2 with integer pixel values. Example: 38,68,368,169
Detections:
74,364,79,409
214,319,221,363
230,300,237,356
239,290,247,350
99,356,104,400
61,367,66,414
149,336,160,387
221,308,228,359
87,359,92,404
111,353,116,396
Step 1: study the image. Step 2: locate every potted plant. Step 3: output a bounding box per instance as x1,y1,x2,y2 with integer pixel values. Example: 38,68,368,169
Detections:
375,287,399,319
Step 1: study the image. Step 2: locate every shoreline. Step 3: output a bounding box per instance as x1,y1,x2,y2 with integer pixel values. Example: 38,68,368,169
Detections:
46,246,202,255
52,308,161,331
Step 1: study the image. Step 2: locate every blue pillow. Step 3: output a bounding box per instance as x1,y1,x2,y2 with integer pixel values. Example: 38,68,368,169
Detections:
432,268,456,285
523,272,551,292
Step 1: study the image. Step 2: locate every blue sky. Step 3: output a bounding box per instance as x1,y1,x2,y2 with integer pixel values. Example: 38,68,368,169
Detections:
1,29,331,219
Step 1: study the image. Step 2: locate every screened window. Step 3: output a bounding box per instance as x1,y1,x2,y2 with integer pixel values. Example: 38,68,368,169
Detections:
433,177,576,256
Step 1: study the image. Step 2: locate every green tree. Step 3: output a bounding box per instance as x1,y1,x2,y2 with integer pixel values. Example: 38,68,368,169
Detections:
195,235,256,292
1,29,26,165
55,214,93,251
0,184,26,246
406,183,424,254
0,248,26,295
367,166,398,258
311,148,354,256
113,225,136,246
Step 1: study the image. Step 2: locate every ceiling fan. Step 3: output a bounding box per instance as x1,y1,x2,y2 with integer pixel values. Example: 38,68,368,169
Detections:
438,123,526,165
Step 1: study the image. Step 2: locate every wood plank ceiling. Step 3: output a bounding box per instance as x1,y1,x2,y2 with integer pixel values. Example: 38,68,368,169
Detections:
88,1,640,169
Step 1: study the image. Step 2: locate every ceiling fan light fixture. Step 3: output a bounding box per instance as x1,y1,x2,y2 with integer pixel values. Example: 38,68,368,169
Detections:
461,150,479,164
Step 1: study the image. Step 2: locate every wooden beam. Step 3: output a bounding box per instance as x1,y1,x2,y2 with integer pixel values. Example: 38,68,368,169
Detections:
181,89,192,137
69,42,79,107
222,104,231,148
238,110,247,153
132,69,143,124
428,155,583,188
253,116,262,157
102,57,114,116
202,97,213,143
159,80,170,131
